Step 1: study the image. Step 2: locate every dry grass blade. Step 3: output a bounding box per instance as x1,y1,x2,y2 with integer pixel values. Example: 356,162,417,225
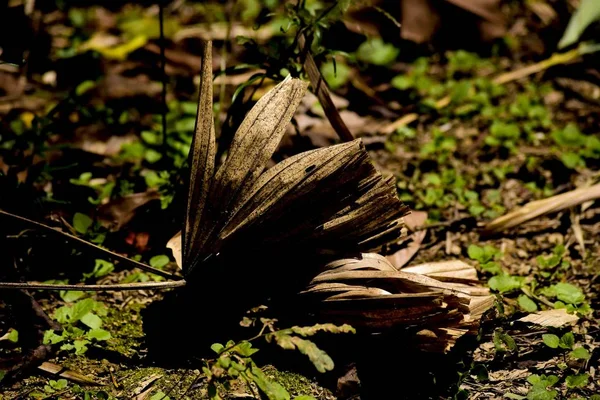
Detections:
188,77,308,272
184,40,216,268
484,183,600,233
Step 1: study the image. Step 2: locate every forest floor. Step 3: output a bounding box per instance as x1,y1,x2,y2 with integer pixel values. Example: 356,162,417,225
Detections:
0,1,599,399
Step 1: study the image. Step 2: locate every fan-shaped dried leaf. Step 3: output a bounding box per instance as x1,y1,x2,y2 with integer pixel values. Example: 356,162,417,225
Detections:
187,77,308,273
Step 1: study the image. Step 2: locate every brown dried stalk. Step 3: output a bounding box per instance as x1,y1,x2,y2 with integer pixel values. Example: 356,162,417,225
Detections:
484,182,600,233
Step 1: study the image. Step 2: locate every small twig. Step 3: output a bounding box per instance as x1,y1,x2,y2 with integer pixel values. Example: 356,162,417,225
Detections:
0,210,182,281
0,280,186,291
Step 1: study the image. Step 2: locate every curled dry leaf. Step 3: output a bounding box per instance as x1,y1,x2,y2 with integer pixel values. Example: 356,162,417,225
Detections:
98,191,161,231
386,210,428,269
167,231,182,270
302,254,493,351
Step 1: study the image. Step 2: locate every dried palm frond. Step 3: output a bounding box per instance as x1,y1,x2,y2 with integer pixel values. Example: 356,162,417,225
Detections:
170,41,492,351
180,41,410,279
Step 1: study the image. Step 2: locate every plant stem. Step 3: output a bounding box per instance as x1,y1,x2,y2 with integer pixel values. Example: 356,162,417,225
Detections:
0,210,182,281
0,280,186,291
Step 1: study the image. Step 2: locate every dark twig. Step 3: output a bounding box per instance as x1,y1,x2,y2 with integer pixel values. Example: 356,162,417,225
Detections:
0,280,186,291
159,0,168,148
0,210,182,281
298,34,353,142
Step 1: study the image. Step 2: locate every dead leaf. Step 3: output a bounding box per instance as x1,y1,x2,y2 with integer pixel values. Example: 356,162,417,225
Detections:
145,42,203,73
98,191,161,231
97,73,161,100
133,374,162,398
400,0,506,44
517,308,579,327
38,362,101,385
402,260,479,283
386,230,426,269
484,183,600,233
403,210,428,231
167,231,182,270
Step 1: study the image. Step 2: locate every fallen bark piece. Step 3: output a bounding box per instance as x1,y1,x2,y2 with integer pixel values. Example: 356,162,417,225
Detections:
484,183,600,233
517,309,579,327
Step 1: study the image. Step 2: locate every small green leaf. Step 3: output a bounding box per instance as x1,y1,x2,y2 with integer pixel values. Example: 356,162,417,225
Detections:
467,245,484,261
558,0,600,48
559,332,575,349
150,391,171,400
60,291,86,302
391,75,413,90
73,339,90,355
145,149,163,163
86,328,111,341
249,364,291,400
566,373,589,388
211,343,224,354
493,331,517,352
560,152,585,169
50,379,68,390
80,313,102,329
85,259,114,279
570,346,590,360
71,298,96,322
150,255,170,269
554,283,585,305
542,334,560,349
43,330,66,345
320,60,351,90
489,274,522,293
73,213,93,234
481,261,502,275
518,295,538,312
356,38,399,66
8,329,18,343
